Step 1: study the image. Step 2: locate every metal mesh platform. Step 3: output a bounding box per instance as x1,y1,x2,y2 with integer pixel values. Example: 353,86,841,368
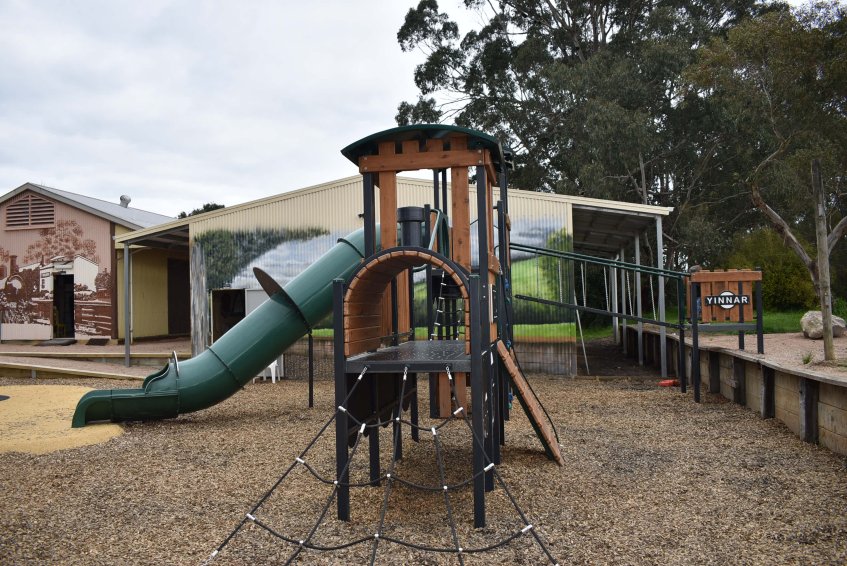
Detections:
346,340,470,373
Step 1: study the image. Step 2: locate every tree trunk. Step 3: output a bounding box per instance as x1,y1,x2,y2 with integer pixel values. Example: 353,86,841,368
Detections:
813,160,835,361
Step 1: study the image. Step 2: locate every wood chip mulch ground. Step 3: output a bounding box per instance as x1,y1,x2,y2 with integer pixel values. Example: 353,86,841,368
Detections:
1,374,846,565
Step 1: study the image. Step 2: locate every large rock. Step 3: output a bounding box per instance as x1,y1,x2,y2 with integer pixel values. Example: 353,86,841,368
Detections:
801,311,846,339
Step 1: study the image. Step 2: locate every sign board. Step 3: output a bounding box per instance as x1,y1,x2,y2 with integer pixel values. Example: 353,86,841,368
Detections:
688,269,762,323
704,291,750,309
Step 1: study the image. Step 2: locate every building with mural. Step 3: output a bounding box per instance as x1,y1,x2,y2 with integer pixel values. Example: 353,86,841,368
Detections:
0,183,173,341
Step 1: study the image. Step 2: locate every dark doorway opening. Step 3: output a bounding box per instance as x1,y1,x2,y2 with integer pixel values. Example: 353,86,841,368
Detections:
53,274,75,338
167,258,190,336
211,289,245,341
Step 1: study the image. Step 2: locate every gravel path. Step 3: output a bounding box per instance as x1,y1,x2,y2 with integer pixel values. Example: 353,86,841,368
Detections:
1,374,845,565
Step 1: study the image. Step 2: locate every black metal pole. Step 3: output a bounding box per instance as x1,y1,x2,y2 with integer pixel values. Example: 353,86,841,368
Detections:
411,372,419,442
494,200,513,425
363,173,376,258
738,281,745,350
433,169,440,210
469,276,486,528
441,169,447,215
332,279,349,520
499,165,508,214
678,277,687,394
391,278,399,347
424,205,437,419
692,282,701,403
475,169,495,492
308,330,314,408
755,271,764,354
393,373,403,462
368,374,380,486
408,269,415,341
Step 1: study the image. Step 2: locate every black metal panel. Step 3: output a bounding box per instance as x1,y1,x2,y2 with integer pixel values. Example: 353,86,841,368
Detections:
692,281,701,403
469,276,486,528
363,172,376,257
346,341,471,374
308,330,314,408
333,279,350,521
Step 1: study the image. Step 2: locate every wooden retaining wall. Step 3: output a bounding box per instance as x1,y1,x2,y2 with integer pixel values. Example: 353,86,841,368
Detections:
628,327,847,457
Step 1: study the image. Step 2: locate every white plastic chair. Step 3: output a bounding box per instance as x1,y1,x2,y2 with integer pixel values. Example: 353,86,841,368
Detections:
253,358,281,384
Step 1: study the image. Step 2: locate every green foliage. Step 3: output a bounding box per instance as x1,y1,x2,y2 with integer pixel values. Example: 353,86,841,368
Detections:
395,0,777,271
685,2,847,276
723,229,817,310
178,203,225,219
834,297,847,319
195,227,327,290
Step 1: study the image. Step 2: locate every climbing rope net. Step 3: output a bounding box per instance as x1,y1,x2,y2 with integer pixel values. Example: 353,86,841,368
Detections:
205,366,560,565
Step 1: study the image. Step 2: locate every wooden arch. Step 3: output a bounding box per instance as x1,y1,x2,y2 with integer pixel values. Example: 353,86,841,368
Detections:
343,248,469,357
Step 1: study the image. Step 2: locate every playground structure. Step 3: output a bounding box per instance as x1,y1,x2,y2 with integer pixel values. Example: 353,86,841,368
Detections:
70,125,563,558
202,125,564,564
332,124,563,529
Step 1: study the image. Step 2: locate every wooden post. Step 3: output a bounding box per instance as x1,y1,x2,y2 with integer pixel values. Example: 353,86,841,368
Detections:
799,377,820,443
708,351,720,394
761,366,775,419
813,159,835,361
732,357,746,405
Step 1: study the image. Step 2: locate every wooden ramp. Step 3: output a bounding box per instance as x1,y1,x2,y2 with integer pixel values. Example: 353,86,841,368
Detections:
496,341,564,466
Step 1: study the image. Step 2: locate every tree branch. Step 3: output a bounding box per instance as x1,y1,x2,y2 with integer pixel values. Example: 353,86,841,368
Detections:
827,215,847,254
750,180,817,281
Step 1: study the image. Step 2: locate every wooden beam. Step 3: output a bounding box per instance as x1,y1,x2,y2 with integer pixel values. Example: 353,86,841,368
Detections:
344,302,383,316
345,336,381,357
451,166,471,270
690,270,762,283
359,149,490,174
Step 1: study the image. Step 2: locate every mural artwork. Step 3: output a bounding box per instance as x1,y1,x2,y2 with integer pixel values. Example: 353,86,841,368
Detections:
0,220,112,339
195,227,330,291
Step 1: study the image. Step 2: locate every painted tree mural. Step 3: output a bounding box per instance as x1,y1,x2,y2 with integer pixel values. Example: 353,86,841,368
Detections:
24,219,99,265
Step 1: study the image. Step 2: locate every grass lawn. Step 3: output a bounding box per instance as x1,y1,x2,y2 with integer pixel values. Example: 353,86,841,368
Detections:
314,310,807,342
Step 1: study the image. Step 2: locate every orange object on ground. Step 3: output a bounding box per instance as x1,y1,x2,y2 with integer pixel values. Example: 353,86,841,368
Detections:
657,379,679,387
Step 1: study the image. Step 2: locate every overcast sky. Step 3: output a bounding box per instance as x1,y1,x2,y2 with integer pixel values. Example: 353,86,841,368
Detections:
0,1,474,217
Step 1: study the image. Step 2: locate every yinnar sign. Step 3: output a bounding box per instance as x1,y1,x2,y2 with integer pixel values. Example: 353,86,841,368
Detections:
687,269,765,401
704,291,750,310
688,269,762,324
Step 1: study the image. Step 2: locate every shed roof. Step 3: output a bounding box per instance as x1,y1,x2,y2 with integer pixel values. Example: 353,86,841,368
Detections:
115,175,671,259
0,183,173,230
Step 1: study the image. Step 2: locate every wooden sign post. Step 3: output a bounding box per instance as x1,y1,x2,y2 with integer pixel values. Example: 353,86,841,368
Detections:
688,269,764,402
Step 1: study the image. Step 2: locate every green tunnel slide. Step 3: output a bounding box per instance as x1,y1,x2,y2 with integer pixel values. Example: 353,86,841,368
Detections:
72,228,373,428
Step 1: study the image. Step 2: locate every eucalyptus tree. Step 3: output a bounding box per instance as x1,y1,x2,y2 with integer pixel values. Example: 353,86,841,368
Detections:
686,1,847,357
396,0,773,267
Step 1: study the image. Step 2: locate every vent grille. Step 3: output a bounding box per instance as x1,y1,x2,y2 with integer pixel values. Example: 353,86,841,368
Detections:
6,195,55,228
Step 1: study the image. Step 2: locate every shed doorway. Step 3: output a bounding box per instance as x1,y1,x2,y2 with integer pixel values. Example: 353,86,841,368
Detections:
53,274,74,338
167,259,190,336
210,289,245,342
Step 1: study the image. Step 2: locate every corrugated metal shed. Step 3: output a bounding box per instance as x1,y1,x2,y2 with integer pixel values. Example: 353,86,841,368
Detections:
126,175,670,251
114,175,671,359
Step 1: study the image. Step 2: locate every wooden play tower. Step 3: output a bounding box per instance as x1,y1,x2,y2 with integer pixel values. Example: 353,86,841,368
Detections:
333,124,562,528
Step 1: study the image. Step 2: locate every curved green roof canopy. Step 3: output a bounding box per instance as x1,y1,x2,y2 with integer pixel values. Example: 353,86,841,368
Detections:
341,124,507,173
